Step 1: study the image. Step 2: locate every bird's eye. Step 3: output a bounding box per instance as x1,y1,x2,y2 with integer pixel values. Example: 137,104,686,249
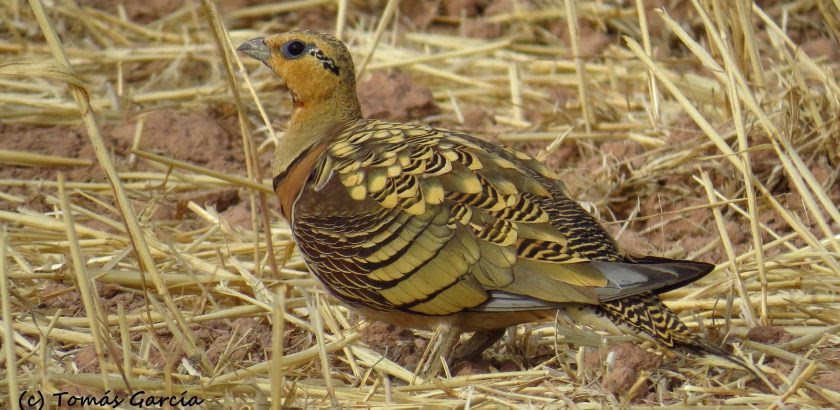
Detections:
283,40,307,58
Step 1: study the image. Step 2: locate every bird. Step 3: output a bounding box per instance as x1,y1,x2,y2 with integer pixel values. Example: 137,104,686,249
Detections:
238,30,752,376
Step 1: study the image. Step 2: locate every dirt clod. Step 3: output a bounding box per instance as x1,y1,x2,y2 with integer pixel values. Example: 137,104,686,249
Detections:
453,359,493,376
585,343,662,400
0,124,99,211
444,0,484,17
175,188,241,217
109,109,245,173
813,371,840,392
220,200,253,230
358,71,440,122
400,0,439,28
801,37,839,62
204,318,272,364
79,0,186,23
360,321,427,368
747,326,794,345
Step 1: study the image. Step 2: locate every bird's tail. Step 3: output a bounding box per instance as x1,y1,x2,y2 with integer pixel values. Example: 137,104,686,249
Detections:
600,292,757,375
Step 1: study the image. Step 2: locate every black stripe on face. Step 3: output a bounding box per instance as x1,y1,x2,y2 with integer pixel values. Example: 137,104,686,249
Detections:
308,47,340,76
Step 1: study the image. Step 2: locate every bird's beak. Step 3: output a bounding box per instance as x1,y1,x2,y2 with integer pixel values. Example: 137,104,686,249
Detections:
238,37,270,65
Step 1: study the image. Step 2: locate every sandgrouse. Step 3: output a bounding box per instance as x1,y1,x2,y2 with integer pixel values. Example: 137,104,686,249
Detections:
239,30,750,375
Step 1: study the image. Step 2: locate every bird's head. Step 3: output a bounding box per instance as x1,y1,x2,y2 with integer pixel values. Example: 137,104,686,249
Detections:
239,30,362,181
238,30,359,115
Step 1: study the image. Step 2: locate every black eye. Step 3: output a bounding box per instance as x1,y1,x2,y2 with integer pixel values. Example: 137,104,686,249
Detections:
283,40,306,58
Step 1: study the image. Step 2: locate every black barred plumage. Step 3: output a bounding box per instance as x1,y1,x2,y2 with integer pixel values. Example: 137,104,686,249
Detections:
516,238,576,262
601,292,695,348
289,118,732,355
241,30,754,376
600,292,756,374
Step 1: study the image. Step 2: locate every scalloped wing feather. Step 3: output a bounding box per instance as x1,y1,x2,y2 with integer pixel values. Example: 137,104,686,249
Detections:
285,120,703,316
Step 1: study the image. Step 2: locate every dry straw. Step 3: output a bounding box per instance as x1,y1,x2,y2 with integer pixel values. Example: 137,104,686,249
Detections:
0,0,838,407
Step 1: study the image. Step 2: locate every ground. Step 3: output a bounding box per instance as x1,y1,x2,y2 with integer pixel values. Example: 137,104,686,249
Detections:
1,0,839,407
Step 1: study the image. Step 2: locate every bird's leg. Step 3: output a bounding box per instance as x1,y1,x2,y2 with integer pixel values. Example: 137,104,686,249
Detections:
451,329,506,364
419,321,461,378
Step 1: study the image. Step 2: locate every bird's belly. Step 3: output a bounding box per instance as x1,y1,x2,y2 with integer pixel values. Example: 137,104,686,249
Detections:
351,305,559,332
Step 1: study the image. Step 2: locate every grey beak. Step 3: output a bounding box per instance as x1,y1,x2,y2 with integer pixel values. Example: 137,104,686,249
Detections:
238,37,270,65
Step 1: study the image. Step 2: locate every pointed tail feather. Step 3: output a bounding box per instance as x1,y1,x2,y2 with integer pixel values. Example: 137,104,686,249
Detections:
600,292,758,376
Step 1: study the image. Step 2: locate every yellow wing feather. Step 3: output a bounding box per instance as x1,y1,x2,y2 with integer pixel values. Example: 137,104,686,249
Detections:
291,119,621,314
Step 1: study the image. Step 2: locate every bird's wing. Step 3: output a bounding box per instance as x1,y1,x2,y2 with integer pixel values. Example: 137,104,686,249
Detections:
289,120,708,315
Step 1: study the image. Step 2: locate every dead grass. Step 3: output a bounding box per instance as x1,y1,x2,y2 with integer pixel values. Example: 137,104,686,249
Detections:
1,0,839,407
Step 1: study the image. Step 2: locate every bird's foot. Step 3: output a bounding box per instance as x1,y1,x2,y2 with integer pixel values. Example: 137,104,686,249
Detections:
451,329,506,364
417,322,460,379
418,327,506,379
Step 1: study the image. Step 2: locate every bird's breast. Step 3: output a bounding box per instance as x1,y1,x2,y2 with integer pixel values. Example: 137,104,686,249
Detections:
274,141,330,221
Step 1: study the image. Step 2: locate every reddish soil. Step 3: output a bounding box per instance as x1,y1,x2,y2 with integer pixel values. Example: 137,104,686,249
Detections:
38,282,84,313
452,358,494,376
443,0,486,18
813,371,840,392
399,0,439,29
764,358,795,386
77,0,186,23
108,108,247,172
73,344,101,372
4,3,839,406
198,318,273,364
357,70,440,122
816,346,840,367
0,123,98,186
747,326,794,345
360,321,427,368
77,0,308,25
0,106,257,220
220,199,254,230
584,343,663,400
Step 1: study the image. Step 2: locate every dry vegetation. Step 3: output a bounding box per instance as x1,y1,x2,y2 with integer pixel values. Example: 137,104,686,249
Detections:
1,0,839,408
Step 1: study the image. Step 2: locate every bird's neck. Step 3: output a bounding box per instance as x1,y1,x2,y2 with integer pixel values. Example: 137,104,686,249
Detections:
273,89,361,179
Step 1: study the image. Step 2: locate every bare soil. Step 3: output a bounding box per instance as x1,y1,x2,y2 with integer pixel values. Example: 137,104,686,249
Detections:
2,0,839,407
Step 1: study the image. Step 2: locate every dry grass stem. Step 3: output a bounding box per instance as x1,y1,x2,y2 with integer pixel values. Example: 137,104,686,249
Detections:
1,0,837,406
